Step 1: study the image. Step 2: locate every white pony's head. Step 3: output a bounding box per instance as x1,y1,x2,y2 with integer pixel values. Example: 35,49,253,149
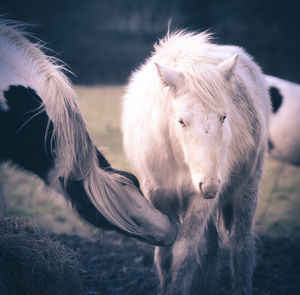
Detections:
155,54,238,199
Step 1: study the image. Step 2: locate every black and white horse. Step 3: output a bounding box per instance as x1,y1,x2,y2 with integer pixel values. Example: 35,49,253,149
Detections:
0,20,176,246
266,75,300,166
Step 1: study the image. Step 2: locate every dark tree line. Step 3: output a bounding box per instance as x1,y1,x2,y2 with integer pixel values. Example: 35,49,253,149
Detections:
0,0,299,84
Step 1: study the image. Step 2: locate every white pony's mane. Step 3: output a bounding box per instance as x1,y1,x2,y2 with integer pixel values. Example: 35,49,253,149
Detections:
153,31,226,109
0,19,151,236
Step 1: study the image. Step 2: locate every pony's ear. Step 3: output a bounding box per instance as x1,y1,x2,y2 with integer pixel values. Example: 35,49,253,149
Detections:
155,62,182,90
217,54,239,80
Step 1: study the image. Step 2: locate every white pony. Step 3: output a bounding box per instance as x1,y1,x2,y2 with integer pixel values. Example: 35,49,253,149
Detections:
122,31,270,294
265,75,300,166
0,20,176,246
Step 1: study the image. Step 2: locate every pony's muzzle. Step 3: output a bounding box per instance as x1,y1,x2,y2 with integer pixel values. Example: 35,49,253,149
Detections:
119,183,177,246
199,181,219,199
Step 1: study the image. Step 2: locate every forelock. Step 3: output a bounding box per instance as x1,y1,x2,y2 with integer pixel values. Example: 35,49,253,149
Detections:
180,65,228,113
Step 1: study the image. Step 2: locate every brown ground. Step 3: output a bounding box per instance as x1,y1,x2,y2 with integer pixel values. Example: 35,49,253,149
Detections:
56,230,300,295
0,217,299,295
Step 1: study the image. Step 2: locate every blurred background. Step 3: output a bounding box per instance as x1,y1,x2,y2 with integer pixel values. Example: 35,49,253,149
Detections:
0,0,299,238
1,0,300,84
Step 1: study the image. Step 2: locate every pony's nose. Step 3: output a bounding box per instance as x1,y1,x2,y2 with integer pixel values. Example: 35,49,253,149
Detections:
199,182,219,199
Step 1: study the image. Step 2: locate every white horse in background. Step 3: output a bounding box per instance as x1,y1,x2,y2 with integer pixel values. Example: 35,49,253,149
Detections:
122,31,270,294
265,75,300,166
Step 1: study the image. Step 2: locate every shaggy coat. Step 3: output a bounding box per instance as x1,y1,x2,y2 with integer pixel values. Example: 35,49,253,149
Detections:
265,75,300,166
0,20,176,246
122,31,270,295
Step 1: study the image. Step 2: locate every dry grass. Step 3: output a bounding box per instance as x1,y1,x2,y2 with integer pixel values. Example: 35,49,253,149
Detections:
0,217,84,295
257,157,300,237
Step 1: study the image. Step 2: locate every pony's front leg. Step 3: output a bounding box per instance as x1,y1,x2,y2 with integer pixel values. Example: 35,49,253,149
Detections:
158,195,219,295
229,183,258,295
169,237,199,295
155,246,173,295
169,222,219,295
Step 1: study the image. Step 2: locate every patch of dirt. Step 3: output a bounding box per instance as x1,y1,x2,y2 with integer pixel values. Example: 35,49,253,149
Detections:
56,231,300,295
56,231,158,295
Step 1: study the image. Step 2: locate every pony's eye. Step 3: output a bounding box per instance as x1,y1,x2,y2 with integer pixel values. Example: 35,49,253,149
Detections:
178,119,186,127
220,115,226,123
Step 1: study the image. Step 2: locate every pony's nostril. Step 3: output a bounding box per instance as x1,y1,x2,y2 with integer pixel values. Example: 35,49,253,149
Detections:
201,182,219,199
199,182,203,192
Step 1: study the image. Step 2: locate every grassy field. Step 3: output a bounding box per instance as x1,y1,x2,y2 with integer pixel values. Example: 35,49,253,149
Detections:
0,85,300,238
